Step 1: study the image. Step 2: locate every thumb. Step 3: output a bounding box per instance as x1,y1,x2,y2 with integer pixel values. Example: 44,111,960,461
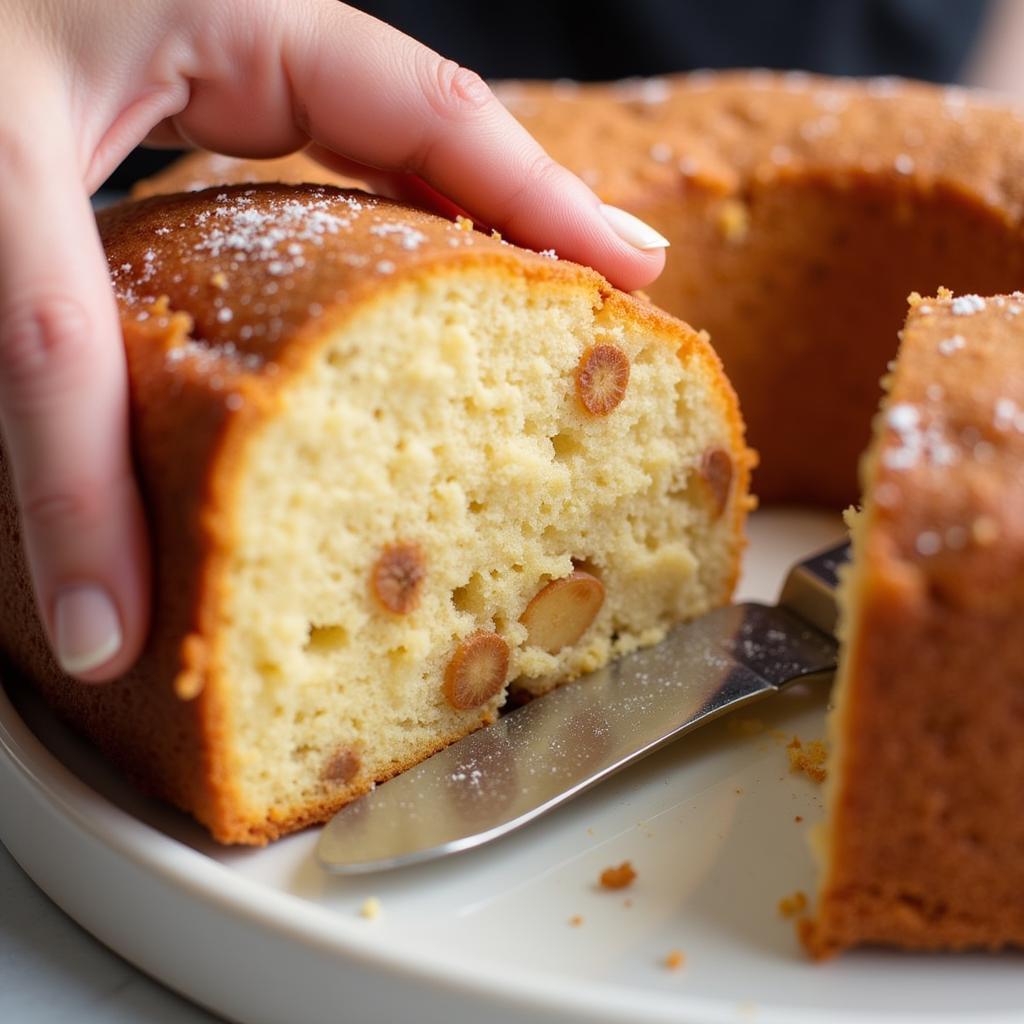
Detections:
0,105,150,680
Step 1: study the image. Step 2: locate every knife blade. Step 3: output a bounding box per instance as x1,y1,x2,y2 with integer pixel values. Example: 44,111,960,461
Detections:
317,542,846,873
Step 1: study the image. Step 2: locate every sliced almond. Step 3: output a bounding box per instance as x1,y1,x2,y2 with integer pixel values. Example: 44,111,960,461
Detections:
520,570,605,654
323,747,361,784
699,448,733,519
444,632,510,710
576,343,630,415
371,542,426,613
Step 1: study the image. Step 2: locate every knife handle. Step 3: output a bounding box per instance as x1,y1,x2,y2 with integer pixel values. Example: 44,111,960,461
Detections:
778,542,848,637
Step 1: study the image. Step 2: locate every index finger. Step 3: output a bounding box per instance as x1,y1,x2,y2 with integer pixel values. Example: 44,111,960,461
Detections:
176,2,667,292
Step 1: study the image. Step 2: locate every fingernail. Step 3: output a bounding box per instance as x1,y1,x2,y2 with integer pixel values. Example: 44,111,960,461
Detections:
599,204,670,250
55,585,122,675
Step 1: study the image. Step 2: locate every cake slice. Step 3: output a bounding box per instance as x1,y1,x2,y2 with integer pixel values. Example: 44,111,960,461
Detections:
0,184,752,844
804,289,1024,955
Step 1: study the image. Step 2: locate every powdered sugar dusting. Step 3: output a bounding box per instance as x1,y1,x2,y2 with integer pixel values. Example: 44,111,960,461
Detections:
883,402,959,471
866,76,901,98
799,115,839,141
937,334,966,355
165,339,264,373
192,193,358,275
369,222,427,251
893,153,915,175
951,294,986,316
994,397,1024,433
814,89,849,114
613,76,671,104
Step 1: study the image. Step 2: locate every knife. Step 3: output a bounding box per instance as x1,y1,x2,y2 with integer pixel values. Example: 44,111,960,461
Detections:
317,542,845,873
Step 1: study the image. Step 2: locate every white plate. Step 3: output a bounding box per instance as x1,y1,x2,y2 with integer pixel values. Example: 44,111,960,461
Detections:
2,509,1022,1024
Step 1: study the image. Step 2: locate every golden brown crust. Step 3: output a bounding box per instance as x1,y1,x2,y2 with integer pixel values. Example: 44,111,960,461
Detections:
804,290,1024,956
0,183,746,844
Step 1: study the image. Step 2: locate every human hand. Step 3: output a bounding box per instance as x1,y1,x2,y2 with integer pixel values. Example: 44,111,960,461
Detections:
0,0,667,681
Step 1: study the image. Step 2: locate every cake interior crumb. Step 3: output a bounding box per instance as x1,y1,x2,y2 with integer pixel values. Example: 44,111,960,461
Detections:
787,737,828,783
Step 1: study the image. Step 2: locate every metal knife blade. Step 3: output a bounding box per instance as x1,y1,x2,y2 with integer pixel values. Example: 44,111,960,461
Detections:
317,543,846,873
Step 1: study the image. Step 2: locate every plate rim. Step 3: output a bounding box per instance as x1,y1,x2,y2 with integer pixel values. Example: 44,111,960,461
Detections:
5,677,1024,1024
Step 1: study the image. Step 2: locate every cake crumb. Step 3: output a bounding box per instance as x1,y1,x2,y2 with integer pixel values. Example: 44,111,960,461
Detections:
787,737,827,783
599,861,637,890
794,815,804,823
359,897,382,920
664,949,686,971
778,891,808,918
210,271,228,290
568,914,584,927
455,214,474,232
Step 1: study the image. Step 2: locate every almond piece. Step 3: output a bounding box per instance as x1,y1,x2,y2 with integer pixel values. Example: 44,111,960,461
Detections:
371,542,426,613
323,748,361,784
444,632,510,710
520,571,605,654
576,343,630,415
699,448,733,518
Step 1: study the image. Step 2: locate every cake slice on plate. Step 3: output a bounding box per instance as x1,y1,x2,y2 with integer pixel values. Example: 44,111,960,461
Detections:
805,289,1024,955
0,184,752,844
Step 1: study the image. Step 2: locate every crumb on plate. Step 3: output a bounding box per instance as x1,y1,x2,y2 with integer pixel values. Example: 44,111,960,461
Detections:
778,890,808,918
787,737,828,783
664,949,686,971
599,861,637,890
359,897,382,920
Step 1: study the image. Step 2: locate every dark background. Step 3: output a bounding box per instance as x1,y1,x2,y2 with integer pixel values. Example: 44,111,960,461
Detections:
104,0,990,190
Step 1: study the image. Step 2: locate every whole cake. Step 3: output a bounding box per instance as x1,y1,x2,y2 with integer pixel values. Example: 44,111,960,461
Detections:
136,71,1024,506
805,289,1024,955
0,184,751,844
